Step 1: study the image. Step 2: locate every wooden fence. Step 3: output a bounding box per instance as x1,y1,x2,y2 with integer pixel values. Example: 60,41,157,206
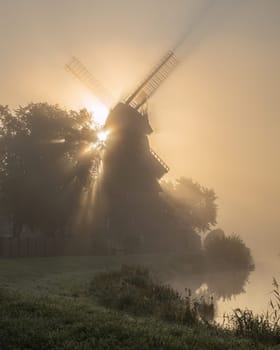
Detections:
0,236,97,258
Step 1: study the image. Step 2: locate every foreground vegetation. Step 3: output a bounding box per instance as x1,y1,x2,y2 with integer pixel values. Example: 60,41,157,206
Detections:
90,266,280,347
0,257,279,349
90,265,214,324
225,277,280,346
0,289,271,350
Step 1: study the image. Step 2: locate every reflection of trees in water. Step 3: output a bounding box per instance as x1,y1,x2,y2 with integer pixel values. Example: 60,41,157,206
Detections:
163,267,252,302
204,269,251,301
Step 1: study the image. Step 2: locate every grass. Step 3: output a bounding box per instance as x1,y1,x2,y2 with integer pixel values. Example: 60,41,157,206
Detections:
0,255,194,292
224,278,280,345
0,255,179,298
90,265,214,324
0,289,270,350
0,256,278,349
90,265,198,324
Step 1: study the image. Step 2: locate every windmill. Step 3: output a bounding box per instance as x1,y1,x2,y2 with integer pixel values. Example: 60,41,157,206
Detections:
65,1,216,253
66,52,179,252
65,50,177,179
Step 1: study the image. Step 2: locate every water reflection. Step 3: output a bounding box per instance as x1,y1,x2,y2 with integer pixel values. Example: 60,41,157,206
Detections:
204,269,251,301
165,268,250,298
163,257,280,324
161,264,253,322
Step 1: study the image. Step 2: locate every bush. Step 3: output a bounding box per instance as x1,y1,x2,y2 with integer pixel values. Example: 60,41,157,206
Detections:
90,265,214,325
204,233,254,271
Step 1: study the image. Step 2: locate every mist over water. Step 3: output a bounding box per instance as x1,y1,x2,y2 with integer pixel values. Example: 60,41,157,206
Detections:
161,256,279,323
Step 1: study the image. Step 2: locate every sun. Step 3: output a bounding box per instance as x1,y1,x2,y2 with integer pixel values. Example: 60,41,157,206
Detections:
90,102,109,127
97,130,110,142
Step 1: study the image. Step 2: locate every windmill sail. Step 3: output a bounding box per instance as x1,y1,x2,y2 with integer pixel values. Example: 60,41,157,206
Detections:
65,57,113,108
125,50,178,110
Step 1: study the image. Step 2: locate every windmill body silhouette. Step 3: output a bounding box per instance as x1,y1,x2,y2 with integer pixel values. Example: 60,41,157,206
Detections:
66,51,184,253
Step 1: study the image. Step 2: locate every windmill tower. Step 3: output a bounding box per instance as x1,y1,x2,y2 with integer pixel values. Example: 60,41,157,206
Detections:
64,0,218,253
66,50,184,253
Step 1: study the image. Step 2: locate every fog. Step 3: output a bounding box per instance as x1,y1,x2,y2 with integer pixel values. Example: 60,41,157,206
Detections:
0,0,279,258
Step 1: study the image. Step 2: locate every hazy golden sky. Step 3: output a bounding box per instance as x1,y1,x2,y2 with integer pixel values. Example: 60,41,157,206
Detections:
0,0,279,257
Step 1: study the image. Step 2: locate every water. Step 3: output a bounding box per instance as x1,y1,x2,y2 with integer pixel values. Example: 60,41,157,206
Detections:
215,258,280,322
167,257,280,323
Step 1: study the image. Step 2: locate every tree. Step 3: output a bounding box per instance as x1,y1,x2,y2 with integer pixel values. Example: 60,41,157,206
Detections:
161,177,217,233
204,231,254,271
0,103,100,237
204,228,225,247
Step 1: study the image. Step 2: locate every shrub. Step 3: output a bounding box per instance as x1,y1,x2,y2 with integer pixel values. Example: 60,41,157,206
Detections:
89,265,214,325
204,233,254,271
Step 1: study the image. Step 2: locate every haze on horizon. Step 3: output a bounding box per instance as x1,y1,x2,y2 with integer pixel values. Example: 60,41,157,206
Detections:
0,0,279,258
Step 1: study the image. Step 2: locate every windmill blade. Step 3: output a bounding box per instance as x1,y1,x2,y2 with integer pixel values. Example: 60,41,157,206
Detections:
125,0,218,111
65,57,113,108
125,50,178,110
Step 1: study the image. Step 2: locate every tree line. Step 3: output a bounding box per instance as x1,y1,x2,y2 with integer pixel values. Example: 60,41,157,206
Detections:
0,103,217,246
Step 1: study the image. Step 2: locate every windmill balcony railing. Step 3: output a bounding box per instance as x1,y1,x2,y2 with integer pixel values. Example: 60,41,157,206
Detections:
150,148,169,173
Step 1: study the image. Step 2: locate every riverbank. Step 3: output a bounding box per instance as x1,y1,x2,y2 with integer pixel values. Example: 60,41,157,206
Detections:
0,256,277,349
0,290,270,350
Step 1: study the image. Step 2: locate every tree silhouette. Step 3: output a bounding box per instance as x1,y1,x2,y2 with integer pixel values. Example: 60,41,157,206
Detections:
162,177,217,233
0,103,222,256
0,103,99,237
204,231,254,271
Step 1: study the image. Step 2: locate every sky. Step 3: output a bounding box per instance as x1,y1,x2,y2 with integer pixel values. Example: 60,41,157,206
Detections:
0,0,279,257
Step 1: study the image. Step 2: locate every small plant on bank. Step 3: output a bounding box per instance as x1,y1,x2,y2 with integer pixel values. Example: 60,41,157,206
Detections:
225,278,280,345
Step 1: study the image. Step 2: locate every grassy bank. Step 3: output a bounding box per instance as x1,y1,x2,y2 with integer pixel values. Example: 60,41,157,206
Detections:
0,290,270,350
0,255,197,296
0,256,277,349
